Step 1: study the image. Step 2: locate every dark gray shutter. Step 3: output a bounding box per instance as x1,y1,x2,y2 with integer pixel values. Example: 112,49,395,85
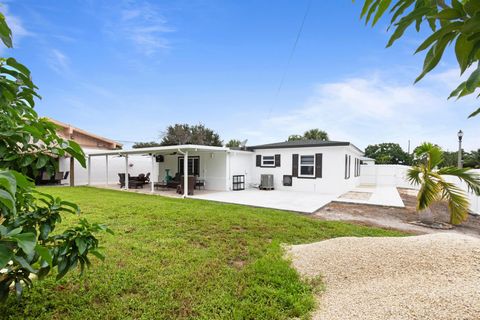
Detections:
256,155,261,167
274,154,281,167
292,154,298,177
315,153,322,178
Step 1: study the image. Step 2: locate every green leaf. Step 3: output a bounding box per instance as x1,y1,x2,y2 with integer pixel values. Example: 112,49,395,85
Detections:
60,200,80,214
455,34,475,74
35,244,53,266
468,107,480,118
13,255,37,273
11,233,36,255
6,58,30,77
465,65,480,91
0,13,12,48
415,32,455,83
89,249,105,262
0,245,13,268
415,21,463,53
0,189,15,212
35,156,49,169
75,238,87,255
0,170,16,196
372,0,392,26
6,227,22,237
436,8,463,20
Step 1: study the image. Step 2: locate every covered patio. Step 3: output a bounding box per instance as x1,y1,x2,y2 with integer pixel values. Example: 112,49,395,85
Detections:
87,145,231,198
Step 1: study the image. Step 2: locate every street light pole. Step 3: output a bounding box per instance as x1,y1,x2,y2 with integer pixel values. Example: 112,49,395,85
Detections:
457,130,464,168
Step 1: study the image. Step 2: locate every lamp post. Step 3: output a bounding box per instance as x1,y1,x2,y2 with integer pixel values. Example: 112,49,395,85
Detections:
457,130,464,168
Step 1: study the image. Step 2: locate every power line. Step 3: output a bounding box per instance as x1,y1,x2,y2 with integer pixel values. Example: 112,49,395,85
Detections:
267,0,312,118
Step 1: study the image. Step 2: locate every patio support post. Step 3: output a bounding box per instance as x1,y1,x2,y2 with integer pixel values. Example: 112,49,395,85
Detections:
105,155,109,186
150,154,155,193
87,155,91,186
183,151,188,198
225,152,230,191
125,154,129,190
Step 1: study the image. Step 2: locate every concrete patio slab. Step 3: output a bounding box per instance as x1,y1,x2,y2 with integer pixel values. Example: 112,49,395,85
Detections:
192,189,339,213
335,185,405,207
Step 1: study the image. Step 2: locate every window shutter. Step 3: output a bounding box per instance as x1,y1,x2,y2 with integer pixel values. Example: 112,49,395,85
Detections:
256,155,261,167
315,153,322,178
274,154,281,167
292,154,298,177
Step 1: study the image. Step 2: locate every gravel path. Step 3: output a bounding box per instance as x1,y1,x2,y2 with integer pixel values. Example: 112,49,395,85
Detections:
287,233,480,320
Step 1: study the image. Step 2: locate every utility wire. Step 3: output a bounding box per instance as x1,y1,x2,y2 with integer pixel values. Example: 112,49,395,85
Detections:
267,0,312,118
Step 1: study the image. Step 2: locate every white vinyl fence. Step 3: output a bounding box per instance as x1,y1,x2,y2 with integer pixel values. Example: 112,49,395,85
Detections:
360,164,480,215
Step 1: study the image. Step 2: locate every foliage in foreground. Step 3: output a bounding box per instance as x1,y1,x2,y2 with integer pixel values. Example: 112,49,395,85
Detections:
407,142,480,224
0,11,109,302
1,187,404,319
358,0,480,118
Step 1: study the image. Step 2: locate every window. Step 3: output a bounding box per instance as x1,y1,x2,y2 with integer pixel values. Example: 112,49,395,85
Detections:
354,158,361,177
262,155,275,167
178,156,200,176
299,155,315,177
344,154,351,179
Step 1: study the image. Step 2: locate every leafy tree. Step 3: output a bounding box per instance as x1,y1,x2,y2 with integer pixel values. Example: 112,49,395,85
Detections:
365,143,412,164
161,123,222,146
287,129,329,141
225,139,241,148
0,13,110,302
407,142,480,224
440,150,460,167
132,141,162,149
464,149,480,168
287,134,304,141
358,0,480,118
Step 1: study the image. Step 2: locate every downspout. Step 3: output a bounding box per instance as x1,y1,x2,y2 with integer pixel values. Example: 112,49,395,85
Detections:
177,148,188,198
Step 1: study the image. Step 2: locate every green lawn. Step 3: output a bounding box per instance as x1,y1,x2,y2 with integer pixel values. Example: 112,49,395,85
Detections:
1,187,404,319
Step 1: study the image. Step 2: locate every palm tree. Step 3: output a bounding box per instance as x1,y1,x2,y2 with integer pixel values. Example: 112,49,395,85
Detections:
303,129,329,141
407,142,480,225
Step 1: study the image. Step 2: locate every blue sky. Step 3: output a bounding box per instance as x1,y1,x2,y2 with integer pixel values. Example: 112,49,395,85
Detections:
3,0,480,151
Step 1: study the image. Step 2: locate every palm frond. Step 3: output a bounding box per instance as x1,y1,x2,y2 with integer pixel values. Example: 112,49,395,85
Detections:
437,166,480,196
407,166,422,186
416,173,440,211
414,142,443,169
437,179,470,225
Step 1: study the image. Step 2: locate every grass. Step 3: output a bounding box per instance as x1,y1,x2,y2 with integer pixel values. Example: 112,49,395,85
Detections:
1,187,405,319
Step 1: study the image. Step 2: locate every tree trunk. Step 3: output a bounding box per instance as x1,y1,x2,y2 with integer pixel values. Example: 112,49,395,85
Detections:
418,207,434,225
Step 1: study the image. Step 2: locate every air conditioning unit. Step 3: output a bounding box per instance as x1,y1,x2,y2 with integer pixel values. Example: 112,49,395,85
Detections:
260,174,274,190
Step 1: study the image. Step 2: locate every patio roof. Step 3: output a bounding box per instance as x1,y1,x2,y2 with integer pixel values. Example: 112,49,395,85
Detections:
87,144,230,157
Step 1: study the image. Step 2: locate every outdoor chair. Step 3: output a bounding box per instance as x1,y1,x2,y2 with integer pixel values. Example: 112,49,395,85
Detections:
167,172,182,188
118,173,144,189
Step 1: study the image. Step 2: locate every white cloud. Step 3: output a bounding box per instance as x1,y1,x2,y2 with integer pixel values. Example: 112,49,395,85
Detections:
107,1,173,56
242,69,480,152
47,49,70,74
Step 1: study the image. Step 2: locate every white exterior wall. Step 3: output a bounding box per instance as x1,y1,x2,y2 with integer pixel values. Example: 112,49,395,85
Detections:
228,151,254,190
157,151,228,191
250,146,363,194
59,148,155,186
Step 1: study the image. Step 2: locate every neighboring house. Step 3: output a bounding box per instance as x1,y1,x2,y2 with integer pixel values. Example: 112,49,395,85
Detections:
48,118,122,186
87,139,364,196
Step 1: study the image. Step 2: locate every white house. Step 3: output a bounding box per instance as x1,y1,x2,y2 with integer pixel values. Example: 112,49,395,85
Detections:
86,140,364,197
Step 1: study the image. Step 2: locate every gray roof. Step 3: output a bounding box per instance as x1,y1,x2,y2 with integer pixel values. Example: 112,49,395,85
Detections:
247,140,363,153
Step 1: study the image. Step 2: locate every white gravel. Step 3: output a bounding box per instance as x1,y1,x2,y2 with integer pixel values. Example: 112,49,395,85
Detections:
287,233,480,320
